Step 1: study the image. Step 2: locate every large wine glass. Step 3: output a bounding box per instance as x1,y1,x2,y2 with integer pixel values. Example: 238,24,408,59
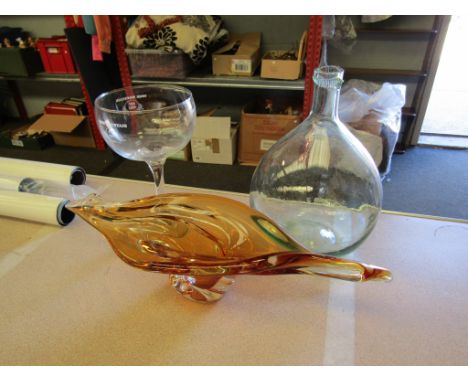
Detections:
94,84,196,193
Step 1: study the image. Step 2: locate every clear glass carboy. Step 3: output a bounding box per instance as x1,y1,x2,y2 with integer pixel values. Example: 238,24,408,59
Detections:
250,65,383,256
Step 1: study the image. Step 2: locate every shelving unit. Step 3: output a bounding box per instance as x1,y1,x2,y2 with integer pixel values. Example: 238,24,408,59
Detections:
327,15,447,150
130,15,445,149
0,70,307,140
1,15,449,152
0,15,320,154
109,15,321,117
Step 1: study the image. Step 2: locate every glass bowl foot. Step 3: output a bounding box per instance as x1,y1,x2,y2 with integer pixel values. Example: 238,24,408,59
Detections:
169,274,235,303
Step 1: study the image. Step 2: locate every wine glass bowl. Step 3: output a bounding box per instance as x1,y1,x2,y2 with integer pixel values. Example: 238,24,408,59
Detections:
95,84,196,192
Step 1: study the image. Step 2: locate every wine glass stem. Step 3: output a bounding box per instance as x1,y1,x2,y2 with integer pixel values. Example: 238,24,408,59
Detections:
147,160,165,193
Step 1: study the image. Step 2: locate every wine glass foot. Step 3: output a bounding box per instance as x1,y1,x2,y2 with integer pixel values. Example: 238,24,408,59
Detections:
169,274,235,303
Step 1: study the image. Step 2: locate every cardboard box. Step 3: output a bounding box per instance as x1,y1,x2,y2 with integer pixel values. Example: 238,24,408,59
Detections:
28,114,96,148
238,101,302,164
260,31,307,80
0,125,54,150
191,114,238,165
212,32,261,77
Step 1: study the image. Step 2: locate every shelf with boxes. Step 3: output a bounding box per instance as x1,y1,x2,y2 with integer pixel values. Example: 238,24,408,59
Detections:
0,33,96,150
0,33,77,78
1,15,447,162
1,15,318,159
0,16,314,157
110,16,318,166
0,96,95,150
126,26,305,164
127,27,308,91
0,18,105,148
0,59,307,163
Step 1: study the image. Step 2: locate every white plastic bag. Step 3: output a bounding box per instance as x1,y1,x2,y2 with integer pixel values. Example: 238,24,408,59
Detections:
338,79,406,177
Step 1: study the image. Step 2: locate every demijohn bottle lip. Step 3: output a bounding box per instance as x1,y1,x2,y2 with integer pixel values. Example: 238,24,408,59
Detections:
313,65,344,89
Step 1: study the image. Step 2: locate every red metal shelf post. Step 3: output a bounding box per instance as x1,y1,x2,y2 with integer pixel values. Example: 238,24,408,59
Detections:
110,16,133,88
302,16,323,119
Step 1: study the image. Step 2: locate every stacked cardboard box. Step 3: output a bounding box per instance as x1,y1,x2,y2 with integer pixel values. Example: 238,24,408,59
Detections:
238,99,302,164
212,33,262,77
191,108,238,165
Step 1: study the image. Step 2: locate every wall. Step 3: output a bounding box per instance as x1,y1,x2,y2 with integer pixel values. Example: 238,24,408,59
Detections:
0,15,67,37
221,15,310,52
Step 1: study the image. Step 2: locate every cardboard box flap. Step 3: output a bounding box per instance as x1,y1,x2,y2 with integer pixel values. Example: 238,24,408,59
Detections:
28,114,86,134
194,116,231,139
297,31,308,61
215,40,241,55
214,32,261,56
236,32,261,55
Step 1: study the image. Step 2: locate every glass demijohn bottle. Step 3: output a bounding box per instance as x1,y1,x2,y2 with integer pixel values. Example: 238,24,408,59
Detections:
250,66,383,256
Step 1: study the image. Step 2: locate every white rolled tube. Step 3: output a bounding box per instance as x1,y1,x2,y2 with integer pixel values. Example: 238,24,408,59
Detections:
0,157,86,185
0,189,74,226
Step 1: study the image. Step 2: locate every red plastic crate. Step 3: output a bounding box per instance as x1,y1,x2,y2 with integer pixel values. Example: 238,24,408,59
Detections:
37,36,77,74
